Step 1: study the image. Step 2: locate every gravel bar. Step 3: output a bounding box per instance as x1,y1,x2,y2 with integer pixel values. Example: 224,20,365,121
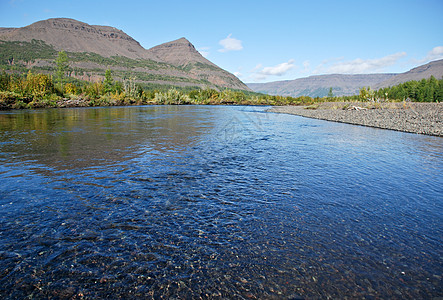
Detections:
268,102,443,137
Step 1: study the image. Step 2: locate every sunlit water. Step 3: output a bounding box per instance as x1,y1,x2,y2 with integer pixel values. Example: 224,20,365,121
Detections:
0,105,441,299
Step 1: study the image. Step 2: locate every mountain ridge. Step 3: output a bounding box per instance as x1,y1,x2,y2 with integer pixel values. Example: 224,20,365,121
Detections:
248,59,443,97
0,18,250,91
248,73,397,97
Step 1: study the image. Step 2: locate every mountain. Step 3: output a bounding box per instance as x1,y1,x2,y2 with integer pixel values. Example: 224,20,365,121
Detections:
0,18,250,91
247,74,396,97
374,59,443,89
248,59,443,97
0,18,151,59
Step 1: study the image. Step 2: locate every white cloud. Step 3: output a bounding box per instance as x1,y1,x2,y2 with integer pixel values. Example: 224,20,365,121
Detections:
321,56,345,65
198,47,210,58
251,64,263,72
259,59,296,76
302,60,310,72
419,46,443,63
250,73,268,82
247,59,296,82
233,71,242,78
218,34,243,53
429,46,443,59
325,52,407,74
199,51,210,58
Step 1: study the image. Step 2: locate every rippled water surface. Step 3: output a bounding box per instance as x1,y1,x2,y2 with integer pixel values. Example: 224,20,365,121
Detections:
0,105,442,299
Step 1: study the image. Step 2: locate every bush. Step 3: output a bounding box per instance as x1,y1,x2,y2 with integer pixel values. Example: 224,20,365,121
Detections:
27,98,57,108
0,91,23,109
84,82,103,99
0,72,11,91
64,83,77,95
154,89,191,105
24,71,54,99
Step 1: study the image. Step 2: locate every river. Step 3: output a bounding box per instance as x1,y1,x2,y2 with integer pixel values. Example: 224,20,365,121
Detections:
0,105,442,299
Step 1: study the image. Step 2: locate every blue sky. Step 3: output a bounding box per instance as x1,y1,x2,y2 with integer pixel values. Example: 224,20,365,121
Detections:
1,0,442,83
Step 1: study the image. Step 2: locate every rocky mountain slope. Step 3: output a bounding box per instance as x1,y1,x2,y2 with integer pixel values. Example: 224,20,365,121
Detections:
0,18,250,91
0,18,150,59
148,38,214,66
248,59,443,97
374,59,443,89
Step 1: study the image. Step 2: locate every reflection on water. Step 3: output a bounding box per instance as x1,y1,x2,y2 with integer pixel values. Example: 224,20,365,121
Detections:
0,105,442,299
0,106,213,171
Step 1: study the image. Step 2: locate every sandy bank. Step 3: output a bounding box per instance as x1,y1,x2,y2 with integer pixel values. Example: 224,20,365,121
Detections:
268,102,442,137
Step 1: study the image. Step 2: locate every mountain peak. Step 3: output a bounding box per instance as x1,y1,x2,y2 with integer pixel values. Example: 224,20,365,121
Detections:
29,18,87,26
175,37,192,43
147,37,211,66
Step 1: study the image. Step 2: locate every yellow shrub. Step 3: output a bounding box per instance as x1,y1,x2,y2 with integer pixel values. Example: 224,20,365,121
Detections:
25,71,54,98
64,83,77,95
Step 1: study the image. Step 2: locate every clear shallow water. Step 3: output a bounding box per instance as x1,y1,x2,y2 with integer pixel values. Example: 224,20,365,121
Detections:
0,105,442,299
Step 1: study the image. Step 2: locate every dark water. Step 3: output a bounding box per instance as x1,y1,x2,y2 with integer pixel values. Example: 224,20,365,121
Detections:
0,105,442,299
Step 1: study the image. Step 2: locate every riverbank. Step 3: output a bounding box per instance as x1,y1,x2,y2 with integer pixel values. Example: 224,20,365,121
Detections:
268,102,443,137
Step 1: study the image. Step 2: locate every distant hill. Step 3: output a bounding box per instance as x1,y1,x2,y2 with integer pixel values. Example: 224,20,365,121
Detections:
247,74,396,97
374,59,443,89
248,59,443,97
0,18,250,91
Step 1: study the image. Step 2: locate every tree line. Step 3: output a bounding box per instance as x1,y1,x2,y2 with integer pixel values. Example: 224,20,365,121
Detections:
370,76,443,102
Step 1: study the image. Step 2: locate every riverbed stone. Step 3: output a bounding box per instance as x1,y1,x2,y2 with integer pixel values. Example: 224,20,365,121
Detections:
268,102,442,137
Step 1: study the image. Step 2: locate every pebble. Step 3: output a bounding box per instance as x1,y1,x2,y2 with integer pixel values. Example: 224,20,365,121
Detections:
268,102,443,137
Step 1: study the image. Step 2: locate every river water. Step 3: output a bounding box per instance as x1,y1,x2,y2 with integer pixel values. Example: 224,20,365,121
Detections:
0,105,441,299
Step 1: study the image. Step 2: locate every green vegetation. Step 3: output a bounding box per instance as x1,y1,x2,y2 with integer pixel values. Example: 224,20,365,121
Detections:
324,76,442,103
67,52,170,70
1,67,442,110
0,71,59,109
0,39,57,63
55,50,69,87
179,62,221,72
0,68,318,109
103,69,114,94
372,76,443,102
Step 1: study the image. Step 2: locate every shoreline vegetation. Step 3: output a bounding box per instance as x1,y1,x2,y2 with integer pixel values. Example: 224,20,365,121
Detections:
1,69,441,108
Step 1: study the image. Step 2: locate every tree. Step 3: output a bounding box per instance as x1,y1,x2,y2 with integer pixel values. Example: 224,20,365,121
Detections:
55,50,69,86
123,77,139,99
327,87,334,98
103,69,114,94
359,87,368,100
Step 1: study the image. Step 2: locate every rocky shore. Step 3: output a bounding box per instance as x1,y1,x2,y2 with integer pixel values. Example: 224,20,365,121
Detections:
269,102,442,137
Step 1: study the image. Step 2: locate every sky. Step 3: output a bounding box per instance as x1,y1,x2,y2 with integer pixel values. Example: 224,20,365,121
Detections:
1,0,442,83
